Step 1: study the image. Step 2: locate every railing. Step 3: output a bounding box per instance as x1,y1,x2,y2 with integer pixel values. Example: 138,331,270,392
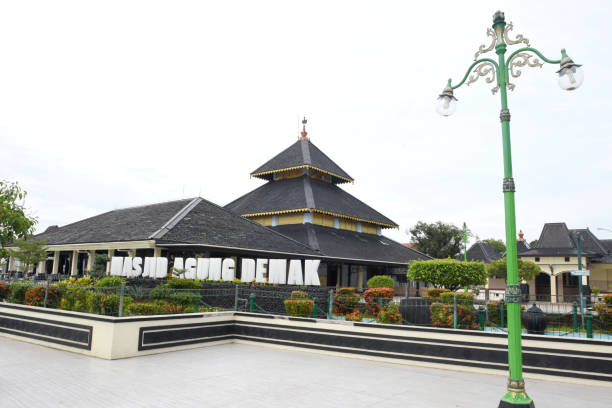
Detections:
1,279,610,339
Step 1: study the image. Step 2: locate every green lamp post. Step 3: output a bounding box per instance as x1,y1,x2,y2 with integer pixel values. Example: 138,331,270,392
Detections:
436,11,583,408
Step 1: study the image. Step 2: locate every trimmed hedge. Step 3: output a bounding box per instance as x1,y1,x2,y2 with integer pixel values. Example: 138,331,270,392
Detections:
377,304,402,324
363,288,394,316
95,276,126,287
333,287,360,315
284,299,314,317
426,288,450,298
367,275,394,289
408,259,486,291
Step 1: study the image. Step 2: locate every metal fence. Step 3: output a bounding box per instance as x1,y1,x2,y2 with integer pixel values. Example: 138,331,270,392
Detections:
1,279,610,340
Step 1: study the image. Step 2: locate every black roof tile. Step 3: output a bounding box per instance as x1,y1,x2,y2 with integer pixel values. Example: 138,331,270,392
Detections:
31,199,195,245
251,139,353,183
457,241,502,263
519,223,609,258
225,176,397,227
27,198,317,256
158,198,317,256
270,223,430,265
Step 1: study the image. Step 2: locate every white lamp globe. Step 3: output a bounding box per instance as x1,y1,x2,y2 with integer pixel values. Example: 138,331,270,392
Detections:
558,65,584,91
436,95,457,116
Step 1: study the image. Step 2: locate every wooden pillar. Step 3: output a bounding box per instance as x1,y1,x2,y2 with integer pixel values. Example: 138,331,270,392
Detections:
37,260,46,275
153,247,162,257
70,250,79,276
52,251,60,274
8,256,15,271
127,249,136,257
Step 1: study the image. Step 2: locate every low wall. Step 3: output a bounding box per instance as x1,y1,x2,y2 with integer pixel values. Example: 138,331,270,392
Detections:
1,302,610,385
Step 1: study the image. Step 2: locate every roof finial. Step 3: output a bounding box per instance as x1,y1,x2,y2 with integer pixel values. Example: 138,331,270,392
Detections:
299,116,309,141
518,230,525,242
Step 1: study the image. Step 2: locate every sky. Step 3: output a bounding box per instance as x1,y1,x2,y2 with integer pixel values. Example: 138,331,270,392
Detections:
1,0,611,248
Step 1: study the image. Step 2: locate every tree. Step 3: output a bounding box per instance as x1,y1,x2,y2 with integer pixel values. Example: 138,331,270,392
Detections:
408,221,468,259
529,239,538,248
483,238,506,254
486,258,541,282
8,239,47,274
407,259,487,291
90,254,109,278
1,181,37,259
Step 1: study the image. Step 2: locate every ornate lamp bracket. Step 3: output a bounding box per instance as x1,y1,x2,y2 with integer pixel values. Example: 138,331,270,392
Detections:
507,52,543,90
503,22,530,46
474,27,497,60
466,61,499,94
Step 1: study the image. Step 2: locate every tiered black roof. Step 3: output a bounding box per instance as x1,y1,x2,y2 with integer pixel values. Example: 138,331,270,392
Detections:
271,224,429,265
251,139,353,184
29,198,318,256
225,175,397,227
520,223,611,259
458,241,503,263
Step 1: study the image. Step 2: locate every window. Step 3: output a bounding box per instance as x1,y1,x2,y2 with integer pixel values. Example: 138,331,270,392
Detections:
565,256,570,262
535,257,540,262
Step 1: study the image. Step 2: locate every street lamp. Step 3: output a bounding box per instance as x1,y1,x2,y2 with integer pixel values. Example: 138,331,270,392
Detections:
436,11,582,408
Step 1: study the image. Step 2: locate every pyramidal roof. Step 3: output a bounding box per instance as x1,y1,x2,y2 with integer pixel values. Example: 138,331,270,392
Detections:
225,175,398,227
250,139,353,184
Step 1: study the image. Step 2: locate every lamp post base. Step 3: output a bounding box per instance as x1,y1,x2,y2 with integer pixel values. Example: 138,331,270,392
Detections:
498,391,534,407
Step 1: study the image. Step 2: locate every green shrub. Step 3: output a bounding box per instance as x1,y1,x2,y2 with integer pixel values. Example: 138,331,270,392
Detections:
290,290,308,299
168,291,202,308
408,259,486,291
363,288,394,316
439,291,474,303
284,299,314,317
9,282,35,304
377,304,402,324
66,276,95,286
594,302,612,325
430,301,478,330
0,281,10,301
345,310,362,322
333,287,360,315
149,286,175,300
126,302,165,316
165,278,202,289
426,288,451,298
86,291,132,316
59,286,90,312
367,275,395,289
95,276,125,287
25,286,60,308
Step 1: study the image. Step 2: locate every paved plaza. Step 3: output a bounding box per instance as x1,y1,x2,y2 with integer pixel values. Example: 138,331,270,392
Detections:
1,336,609,408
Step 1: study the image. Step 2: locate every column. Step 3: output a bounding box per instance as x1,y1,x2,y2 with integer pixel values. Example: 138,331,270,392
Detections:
52,251,60,274
86,250,95,273
128,249,136,257
8,256,15,272
70,250,79,276
38,260,46,275
357,266,364,291
153,247,162,257
106,249,115,275
558,274,565,302
550,273,557,304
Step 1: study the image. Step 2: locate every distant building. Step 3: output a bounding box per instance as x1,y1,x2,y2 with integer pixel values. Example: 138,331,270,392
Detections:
457,241,503,263
519,223,612,302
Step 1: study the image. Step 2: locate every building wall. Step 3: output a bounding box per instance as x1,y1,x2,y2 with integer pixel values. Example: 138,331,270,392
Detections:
590,264,612,293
